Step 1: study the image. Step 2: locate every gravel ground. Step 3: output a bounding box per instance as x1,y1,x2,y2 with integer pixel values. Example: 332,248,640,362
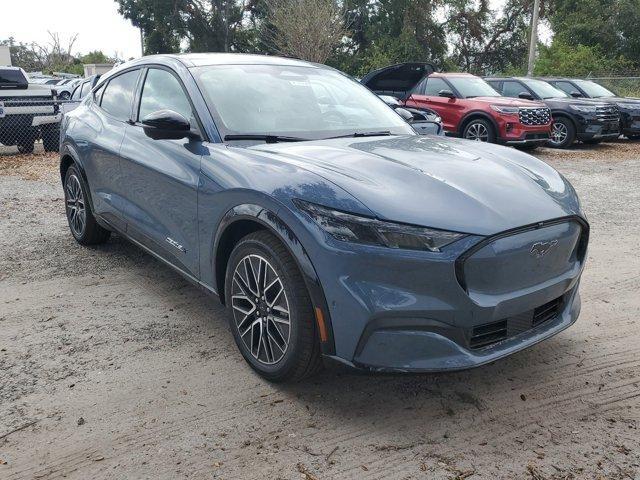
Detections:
0,141,639,479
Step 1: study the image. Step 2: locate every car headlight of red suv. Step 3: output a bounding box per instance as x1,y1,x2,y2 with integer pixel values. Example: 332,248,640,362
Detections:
490,105,520,115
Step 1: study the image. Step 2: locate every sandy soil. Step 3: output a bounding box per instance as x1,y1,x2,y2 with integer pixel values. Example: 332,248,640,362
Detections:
0,142,639,479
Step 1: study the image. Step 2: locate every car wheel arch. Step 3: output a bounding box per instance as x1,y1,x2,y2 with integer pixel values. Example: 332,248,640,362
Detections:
459,111,499,136
212,203,336,355
550,112,577,130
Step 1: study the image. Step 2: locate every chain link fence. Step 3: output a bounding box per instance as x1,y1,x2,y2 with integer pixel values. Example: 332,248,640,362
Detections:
588,76,640,98
0,96,68,156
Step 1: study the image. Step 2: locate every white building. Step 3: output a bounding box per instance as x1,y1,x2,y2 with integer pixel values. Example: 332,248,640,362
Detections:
83,63,114,77
0,45,11,66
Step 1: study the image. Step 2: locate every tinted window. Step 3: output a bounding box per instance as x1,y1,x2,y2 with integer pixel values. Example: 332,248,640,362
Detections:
424,78,449,96
551,81,577,95
138,68,192,121
0,69,28,88
573,80,616,98
100,70,140,121
522,79,567,99
501,81,527,98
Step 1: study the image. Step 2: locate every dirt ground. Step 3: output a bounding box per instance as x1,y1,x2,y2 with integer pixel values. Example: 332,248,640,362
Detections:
1,141,639,480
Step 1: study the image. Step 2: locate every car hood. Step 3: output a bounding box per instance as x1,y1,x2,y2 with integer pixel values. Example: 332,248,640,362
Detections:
606,97,640,107
248,135,581,236
468,96,547,108
544,97,611,107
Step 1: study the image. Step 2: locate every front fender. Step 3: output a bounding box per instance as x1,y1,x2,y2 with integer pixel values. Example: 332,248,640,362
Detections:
212,202,336,355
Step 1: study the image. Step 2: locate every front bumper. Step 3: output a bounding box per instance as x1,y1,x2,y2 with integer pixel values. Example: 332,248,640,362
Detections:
575,113,620,141
497,121,551,146
307,216,588,373
619,108,640,136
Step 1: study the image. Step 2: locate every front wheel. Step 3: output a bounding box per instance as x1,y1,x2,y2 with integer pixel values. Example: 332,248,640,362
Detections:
462,119,496,143
225,231,322,382
548,117,576,149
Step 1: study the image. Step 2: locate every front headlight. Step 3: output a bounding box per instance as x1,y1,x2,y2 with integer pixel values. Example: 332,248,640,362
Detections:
490,105,520,114
294,200,466,252
569,105,598,113
617,102,640,110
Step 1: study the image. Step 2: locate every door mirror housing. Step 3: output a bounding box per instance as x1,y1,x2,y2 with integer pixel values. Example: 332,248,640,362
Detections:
570,91,583,98
438,89,456,99
411,121,444,136
141,109,192,140
518,92,534,100
395,107,415,122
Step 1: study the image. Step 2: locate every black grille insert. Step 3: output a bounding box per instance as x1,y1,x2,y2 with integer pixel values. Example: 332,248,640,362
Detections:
470,320,508,349
533,297,563,327
469,296,564,350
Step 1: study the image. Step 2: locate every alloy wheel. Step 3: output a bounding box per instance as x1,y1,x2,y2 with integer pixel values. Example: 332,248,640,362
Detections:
65,174,86,237
231,254,291,365
465,122,489,142
550,122,568,146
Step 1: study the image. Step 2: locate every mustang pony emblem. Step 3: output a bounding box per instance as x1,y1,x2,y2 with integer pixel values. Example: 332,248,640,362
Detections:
530,240,558,258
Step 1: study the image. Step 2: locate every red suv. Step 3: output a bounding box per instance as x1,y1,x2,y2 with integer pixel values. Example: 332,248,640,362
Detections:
405,73,552,147
361,65,552,148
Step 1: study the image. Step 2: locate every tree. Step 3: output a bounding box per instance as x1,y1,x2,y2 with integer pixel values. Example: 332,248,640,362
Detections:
262,0,347,63
549,0,640,68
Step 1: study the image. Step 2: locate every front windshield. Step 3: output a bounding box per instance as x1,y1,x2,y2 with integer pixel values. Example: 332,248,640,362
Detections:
447,76,501,98
574,80,616,98
524,79,568,99
192,64,415,140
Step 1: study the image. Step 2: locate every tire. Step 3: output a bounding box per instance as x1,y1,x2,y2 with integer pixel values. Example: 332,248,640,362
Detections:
225,231,322,382
64,164,111,245
548,117,576,149
17,142,34,154
59,91,71,100
42,124,60,152
583,139,602,145
462,119,496,143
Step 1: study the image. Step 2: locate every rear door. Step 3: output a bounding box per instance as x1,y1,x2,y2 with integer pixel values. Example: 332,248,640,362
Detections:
81,69,141,230
406,77,465,133
118,66,203,277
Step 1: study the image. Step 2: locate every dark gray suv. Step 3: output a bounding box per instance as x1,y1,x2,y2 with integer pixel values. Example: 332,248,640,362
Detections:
60,54,589,381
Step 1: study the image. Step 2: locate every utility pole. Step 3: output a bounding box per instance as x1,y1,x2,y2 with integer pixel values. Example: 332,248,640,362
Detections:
527,0,541,76
139,27,145,57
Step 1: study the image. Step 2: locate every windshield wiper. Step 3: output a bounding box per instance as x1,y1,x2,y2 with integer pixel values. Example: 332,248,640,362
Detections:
224,134,309,143
325,130,393,140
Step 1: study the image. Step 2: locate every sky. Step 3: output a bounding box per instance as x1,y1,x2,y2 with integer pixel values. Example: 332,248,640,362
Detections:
3,0,143,60
3,0,549,61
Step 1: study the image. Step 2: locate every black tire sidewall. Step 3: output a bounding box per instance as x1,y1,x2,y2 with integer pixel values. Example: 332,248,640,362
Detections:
224,233,311,381
463,119,496,143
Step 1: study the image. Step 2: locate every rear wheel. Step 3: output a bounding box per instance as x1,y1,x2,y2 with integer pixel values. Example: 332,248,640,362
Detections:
462,119,496,143
64,165,111,245
548,117,576,149
225,231,322,382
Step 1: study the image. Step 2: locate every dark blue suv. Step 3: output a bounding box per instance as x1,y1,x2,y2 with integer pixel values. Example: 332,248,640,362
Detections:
60,54,588,381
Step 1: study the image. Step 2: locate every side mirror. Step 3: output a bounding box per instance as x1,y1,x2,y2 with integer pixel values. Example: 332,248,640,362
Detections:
395,107,415,122
411,121,443,136
518,92,534,100
141,109,192,140
570,91,583,98
438,89,455,99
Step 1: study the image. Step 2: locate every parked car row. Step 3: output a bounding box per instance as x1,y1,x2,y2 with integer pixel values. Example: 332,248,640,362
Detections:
361,62,640,149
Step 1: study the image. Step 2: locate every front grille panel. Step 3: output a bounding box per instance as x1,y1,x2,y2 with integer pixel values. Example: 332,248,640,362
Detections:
469,295,564,350
596,105,620,122
519,107,551,125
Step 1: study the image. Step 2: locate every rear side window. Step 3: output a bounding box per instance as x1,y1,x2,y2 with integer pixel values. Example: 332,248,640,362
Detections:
138,68,192,121
501,81,526,98
100,70,140,122
71,85,82,101
424,78,449,96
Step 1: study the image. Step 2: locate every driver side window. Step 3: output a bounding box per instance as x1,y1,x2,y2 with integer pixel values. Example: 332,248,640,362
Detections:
138,68,193,122
501,81,526,98
424,78,449,96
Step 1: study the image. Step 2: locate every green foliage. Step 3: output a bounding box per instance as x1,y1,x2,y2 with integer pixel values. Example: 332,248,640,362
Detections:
535,40,634,77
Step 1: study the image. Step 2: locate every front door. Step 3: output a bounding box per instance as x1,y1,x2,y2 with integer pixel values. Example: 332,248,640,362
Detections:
118,67,203,277
406,77,465,133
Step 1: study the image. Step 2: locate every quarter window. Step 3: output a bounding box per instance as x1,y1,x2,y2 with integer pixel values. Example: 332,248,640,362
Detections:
100,70,140,121
138,68,192,121
424,78,450,96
